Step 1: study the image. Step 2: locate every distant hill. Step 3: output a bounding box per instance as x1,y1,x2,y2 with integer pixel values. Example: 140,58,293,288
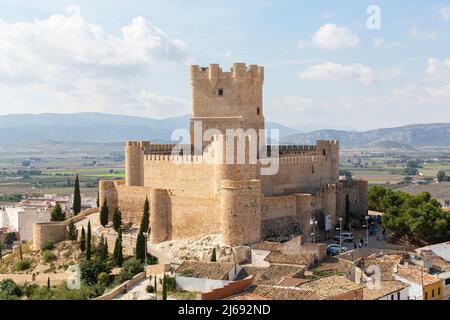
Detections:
282,123,450,148
366,140,417,151
0,113,300,143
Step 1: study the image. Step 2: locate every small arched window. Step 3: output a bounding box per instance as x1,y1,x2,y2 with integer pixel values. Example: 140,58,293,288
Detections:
257,107,261,115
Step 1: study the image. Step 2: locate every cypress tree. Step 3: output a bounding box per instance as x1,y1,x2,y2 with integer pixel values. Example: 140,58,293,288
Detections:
47,277,50,291
73,174,81,216
139,197,150,233
135,232,145,263
80,226,86,252
0,244,2,261
67,220,77,241
96,191,100,208
96,235,108,262
113,229,123,267
100,199,109,227
211,247,217,262
19,245,23,261
154,274,157,294
113,208,122,233
162,274,167,300
86,221,92,261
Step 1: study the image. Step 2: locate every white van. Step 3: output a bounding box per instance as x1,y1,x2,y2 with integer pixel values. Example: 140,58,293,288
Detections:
334,232,354,242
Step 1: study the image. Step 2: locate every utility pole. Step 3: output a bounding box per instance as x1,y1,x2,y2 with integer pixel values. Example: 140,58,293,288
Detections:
340,217,343,254
365,216,370,248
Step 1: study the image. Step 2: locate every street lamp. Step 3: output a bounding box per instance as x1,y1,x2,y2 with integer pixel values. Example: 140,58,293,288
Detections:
364,216,370,248
337,217,343,254
143,232,149,278
311,219,318,243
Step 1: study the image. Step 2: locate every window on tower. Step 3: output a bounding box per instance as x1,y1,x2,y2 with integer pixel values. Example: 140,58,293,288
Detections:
218,89,224,96
257,107,261,115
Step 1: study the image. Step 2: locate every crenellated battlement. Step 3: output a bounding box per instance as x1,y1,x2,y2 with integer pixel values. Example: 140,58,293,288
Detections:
190,63,264,85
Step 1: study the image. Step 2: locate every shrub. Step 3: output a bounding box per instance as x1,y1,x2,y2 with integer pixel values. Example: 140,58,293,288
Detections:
41,240,55,251
42,250,57,263
146,285,155,293
0,279,22,297
15,259,32,271
97,272,110,286
114,258,143,285
79,259,111,286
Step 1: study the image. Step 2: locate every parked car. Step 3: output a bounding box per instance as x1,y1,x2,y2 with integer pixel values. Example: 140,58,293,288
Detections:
333,232,354,242
327,244,348,255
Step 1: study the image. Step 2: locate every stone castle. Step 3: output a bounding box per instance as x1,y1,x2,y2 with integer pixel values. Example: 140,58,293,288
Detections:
99,63,368,246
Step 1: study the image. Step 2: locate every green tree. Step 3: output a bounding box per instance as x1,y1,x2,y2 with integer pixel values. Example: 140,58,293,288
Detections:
437,171,446,183
80,226,86,253
67,220,77,241
0,279,22,297
139,197,150,233
113,229,123,267
162,274,167,300
113,208,122,233
96,191,99,208
73,174,81,215
47,277,51,291
50,203,66,221
135,231,145,263
0,244,2,261
211,247,217,262
19,245,23,261
79,258,111,286
99,199,109,227
86,221,92,261
114,258,143,285
95,235,108,262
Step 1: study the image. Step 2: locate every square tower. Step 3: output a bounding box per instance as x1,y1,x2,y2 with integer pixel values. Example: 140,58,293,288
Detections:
189,63,265,150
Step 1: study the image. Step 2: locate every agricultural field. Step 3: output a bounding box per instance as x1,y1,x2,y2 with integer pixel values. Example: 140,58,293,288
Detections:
0,142,125,198
340,147,450,200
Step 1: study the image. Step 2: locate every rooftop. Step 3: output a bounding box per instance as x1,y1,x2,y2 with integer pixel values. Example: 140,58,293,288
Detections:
236,264,305,286
264,251,315,266
251,285,317,300
362,253,405,280
296,275,364,300
363,281,409,300
396,265,442,286
175,261,236,280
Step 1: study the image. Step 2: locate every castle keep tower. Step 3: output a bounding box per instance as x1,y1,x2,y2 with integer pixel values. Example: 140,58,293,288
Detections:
189,63,265,151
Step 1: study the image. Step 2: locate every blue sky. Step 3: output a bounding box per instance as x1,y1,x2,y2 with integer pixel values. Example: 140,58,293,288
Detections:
0,0,449,130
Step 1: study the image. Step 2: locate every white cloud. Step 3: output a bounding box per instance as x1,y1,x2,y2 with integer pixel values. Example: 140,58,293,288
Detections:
0,6,189,118
299,62,374,84
410,26,438,40
136,91,189,118
312,23,359,50
297,24,359,51
372,37,385,48
426,58,450,80
440,6,450,20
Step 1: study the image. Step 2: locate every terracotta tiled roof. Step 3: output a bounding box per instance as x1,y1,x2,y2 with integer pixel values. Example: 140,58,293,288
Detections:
396,266,442,286
175,261,236,280
236,265,305,286
252,285,317,300
277,277,311,287
296,275,364,300
363,254,404,280
264,251,315,266
226,293,269,300
312,256,353,274
254,241,284,252
363,281,409,300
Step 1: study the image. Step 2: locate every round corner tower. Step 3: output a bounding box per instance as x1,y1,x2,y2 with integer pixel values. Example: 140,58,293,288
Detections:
125,141,150,186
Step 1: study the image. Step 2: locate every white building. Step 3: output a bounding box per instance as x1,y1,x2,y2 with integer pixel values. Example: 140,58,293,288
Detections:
0,206,50,241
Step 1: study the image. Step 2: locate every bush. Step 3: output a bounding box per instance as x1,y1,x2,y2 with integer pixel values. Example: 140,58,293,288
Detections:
42,250,57,263
15,259,32,271
79,259,111,286
97,272,110,287
146,285,155,293
114,258,143,285
41,240,55,251
0,279,22,297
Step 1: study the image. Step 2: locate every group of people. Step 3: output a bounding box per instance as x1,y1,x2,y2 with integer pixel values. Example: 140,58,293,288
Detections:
354,238,368,249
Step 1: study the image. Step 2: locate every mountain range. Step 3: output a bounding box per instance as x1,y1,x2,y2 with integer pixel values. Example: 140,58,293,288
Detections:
0,113,448,148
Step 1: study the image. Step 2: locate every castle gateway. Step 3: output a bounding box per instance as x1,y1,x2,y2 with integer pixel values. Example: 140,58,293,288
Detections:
99,63,368,246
